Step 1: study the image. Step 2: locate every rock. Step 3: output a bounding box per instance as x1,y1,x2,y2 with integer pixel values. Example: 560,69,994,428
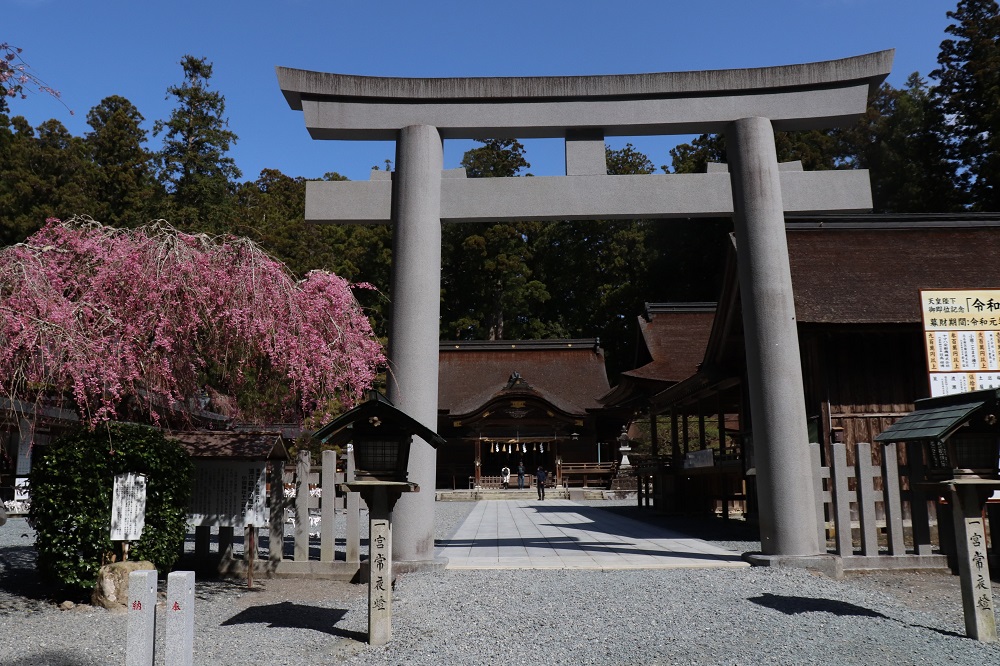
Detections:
59,600,75,611
91,561,155,610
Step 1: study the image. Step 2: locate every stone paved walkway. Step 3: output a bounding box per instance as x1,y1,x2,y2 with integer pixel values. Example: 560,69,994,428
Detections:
436,500,750,570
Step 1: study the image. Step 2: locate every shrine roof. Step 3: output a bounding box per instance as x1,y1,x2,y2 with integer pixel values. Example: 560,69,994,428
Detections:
439,340,610,417
625,303,716,383
167,431,289,461
784,215,1000,324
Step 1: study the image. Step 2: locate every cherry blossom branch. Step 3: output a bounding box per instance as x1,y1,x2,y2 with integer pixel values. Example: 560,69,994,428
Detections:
0,217,385,428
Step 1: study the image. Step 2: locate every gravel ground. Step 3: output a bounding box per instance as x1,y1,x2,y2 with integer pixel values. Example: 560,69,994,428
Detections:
1,501,999,665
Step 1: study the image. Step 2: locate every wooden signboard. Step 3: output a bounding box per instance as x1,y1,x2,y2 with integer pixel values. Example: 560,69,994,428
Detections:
920,289,1000,397
188,461,268,528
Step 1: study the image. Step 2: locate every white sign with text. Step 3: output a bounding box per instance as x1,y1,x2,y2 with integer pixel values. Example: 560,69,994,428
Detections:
111,473,147,541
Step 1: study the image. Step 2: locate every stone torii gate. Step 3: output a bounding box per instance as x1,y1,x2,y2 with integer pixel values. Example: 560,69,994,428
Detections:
278,50,893,571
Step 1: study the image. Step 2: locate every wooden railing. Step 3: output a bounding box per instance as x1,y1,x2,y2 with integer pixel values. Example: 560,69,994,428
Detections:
560,462,615,488
811,441,948,571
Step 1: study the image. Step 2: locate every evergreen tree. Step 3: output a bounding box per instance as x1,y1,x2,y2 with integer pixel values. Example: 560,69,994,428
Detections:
0,116,93,245
932,0,1000,210
836,78,965,212
668,130,837,174
84,95,161,227
442,139,549,340
154,55,240,231
533,144,659,351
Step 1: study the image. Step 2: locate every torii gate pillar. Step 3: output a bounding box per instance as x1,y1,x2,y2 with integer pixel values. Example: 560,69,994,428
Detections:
729,117,816,556
385,125,445,568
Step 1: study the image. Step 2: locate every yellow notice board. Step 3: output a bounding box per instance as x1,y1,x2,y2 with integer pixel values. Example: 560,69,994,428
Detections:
921,289,1000,397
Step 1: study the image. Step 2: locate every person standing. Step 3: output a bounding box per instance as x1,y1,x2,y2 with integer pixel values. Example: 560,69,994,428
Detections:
517,461,525,490
501,465,511,490
536,466,546,500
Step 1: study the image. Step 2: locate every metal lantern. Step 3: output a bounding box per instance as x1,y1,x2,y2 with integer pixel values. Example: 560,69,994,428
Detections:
876,388,1000,481
311,391,445,483
352,431,412,481
926,432,1000,479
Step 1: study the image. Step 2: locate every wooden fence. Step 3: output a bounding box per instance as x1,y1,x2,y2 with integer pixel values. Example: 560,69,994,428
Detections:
811,441,947,570
193,450,364,580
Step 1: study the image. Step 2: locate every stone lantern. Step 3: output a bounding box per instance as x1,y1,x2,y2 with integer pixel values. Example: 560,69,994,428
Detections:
312,391,445,646
618,426,632,470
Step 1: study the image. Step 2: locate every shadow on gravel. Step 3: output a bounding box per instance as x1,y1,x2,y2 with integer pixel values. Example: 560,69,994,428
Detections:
0,649,104,665
222,601,364,641
749,592,968,639
749,592,889,618
0,543,53,603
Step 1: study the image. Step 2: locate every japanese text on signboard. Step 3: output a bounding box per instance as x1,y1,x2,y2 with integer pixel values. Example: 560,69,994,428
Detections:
921,289,1000,397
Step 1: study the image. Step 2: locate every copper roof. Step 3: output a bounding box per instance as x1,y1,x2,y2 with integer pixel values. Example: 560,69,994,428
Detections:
166,431,289,460
439,340,610,416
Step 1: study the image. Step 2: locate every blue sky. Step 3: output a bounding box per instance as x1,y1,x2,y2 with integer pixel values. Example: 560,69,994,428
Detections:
7,0,959,182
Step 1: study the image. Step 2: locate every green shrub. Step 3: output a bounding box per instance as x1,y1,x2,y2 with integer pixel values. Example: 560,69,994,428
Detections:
29,422,193,593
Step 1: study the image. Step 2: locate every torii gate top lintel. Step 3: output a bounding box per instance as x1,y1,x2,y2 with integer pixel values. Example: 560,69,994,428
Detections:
277,50,893,140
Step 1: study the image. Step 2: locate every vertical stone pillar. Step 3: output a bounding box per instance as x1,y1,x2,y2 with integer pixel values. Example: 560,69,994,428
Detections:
321,450,337,562
728,116,820,557
126,569,157,666
165,571,195,666
346,447,360,564
367,487,393,646
294,450,310,561
386,124,444,568
948,484,997,642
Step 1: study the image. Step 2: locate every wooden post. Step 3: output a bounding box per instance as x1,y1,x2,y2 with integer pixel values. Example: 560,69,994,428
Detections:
906,441,934,556
649,407,659,457
268,461,284,567
670,407,680,462
194,526,210,562
717,398,726,457
244,524,255,588
698,404,706,451
218,527,233,565
682,412,689,455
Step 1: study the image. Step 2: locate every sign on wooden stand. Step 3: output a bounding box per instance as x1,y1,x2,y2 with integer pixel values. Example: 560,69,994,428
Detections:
112,473,147,559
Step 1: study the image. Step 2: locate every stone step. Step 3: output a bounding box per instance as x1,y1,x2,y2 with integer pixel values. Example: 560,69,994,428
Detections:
435,489,570,501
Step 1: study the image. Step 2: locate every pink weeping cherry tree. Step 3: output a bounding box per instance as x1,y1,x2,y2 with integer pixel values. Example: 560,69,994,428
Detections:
0,217,385,428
